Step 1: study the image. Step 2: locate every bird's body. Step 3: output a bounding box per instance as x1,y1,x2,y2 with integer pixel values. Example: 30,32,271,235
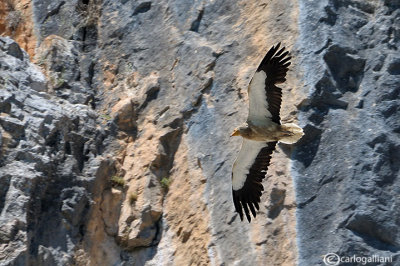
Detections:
231,43,304,222
232,121,302,143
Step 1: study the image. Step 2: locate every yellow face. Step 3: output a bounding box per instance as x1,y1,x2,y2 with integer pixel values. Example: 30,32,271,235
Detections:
231,128,240,136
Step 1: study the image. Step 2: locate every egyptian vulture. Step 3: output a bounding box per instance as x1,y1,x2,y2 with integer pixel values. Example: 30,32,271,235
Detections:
231,43,304,222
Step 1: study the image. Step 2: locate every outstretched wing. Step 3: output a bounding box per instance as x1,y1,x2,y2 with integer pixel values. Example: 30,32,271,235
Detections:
232,139,277,222
248,43,291,125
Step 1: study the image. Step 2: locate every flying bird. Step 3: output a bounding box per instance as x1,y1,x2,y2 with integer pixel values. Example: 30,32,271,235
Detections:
231,43,304,222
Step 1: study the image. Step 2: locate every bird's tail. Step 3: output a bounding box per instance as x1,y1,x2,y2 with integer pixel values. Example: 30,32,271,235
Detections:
279,123,304,144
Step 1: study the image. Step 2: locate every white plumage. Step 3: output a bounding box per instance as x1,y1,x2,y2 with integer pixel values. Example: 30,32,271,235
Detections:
232,139,267,190
248,70,272,126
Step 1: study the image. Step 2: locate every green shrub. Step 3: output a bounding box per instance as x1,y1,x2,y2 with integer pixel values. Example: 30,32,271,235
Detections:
160,177,171,189
100,114,112,121
111,175,125,187
56,77,65,87
129,193,138,204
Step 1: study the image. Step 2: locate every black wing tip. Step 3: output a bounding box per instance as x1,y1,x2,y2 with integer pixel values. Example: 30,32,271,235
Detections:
270,43,290,60
232,189,244,221
231,142,277,223
232,189,259,223
257,43,291,74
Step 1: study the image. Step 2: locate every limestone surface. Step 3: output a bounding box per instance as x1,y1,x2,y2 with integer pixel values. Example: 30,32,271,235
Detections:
1,0,399,265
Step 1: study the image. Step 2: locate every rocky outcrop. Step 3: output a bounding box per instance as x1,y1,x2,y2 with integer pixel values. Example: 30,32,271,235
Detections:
295,0,400,265
0,0,36,59
1,0,400,265
0,35,114,265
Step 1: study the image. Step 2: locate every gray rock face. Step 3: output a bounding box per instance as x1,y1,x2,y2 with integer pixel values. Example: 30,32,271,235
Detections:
0,36,111,265
295,0,400,265
1,0,400,265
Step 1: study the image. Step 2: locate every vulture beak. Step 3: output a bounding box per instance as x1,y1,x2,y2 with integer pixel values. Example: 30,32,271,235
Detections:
231,129,240,137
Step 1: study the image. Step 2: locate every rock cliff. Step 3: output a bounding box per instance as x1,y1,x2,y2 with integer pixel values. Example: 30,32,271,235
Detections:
0,0,399,265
